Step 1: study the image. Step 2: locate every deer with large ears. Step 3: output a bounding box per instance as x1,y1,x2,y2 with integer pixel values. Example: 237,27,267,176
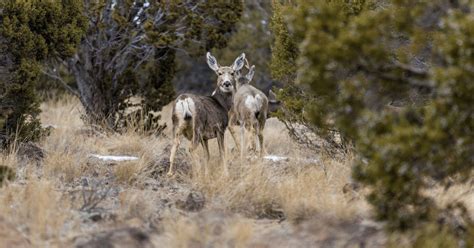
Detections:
167,52,246,177
228,60,270,159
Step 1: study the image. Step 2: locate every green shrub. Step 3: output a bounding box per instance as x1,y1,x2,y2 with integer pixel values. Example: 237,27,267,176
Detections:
0,0,86,145
271,0,474,243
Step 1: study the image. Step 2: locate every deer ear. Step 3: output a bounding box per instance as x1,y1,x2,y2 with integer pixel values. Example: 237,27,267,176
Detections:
246,65,255,82
206,52,219,71
232,53,245,71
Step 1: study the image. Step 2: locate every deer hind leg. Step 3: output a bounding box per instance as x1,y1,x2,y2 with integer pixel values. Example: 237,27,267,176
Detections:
201,139,210,176
228,113,240,152
188,136,203,177
246,121,258,156
217,132,228,176
240,122,246,163
257,127,264,158
228,125,240,153
168,126,184,177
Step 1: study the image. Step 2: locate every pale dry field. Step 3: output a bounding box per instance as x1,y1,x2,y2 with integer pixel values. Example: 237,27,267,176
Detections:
0,96,472,247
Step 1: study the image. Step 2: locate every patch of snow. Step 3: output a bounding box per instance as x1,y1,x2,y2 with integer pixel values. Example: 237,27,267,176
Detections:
264,155,321,164
264,155,289,162
89,154,139,161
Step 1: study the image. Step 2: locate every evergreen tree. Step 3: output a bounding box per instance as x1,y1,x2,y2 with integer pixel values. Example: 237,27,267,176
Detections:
270,1,337,152
62,0,242,131
272,0,474,244
0,0,86,145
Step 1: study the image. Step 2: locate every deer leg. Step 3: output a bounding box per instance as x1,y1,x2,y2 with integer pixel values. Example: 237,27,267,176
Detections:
253,120,263,157
240,122,246,163
228,113,240,152
248,125,257,155
201,139,210,162
217,132,228,176
189,138,202,176
201,139,210,176
257,129,264,158
168,128,182,177
228,125,240,152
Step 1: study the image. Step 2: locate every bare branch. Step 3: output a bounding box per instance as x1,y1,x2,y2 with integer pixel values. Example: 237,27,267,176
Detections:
41,68,79,97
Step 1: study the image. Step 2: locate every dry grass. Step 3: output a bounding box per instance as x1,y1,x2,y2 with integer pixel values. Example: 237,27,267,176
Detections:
181,153,368,223
159,211,254,248
0,95,470,247
0,179,70,245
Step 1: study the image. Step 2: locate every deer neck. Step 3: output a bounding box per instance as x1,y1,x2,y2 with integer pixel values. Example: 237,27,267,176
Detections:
211,88,234,111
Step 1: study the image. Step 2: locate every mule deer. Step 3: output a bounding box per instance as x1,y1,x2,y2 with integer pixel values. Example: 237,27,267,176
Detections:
228,62,269,159
167,52,246,177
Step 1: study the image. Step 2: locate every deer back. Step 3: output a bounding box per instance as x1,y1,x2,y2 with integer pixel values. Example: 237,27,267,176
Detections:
233,84,269,123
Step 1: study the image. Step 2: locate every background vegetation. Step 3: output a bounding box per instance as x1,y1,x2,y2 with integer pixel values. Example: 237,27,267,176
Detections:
0,0,86,145
271,0,473,245
0,0,472,247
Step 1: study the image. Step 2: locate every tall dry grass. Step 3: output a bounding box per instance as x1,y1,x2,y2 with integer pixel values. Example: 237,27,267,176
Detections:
159,211,254,248
15,95,474,247
0,178,71,245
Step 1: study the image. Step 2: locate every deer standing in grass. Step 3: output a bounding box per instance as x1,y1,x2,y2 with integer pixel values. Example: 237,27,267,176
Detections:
167,52,246,177
228,61,272,159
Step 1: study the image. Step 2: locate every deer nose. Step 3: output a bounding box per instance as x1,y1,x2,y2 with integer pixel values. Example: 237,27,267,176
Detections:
223,81,232,87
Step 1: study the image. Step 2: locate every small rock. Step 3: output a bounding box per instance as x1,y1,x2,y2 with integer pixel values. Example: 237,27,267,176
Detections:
17,142,44,166
75,228,153,248
176,192,205,212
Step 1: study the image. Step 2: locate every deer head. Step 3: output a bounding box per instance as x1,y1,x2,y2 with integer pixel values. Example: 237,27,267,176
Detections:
236,58,255,88
206,52,246,93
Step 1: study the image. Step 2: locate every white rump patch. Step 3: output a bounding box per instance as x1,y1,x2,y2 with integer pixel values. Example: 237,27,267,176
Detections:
244,94,264,113
175,98,195,120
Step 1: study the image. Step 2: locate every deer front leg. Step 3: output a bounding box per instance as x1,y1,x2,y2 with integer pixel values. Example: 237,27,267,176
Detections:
217,132,228,176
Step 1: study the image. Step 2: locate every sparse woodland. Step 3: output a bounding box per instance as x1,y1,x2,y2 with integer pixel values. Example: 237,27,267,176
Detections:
0,1,473,247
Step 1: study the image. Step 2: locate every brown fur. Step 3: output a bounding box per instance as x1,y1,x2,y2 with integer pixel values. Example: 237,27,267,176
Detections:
167,52,245,176
229,68,269,158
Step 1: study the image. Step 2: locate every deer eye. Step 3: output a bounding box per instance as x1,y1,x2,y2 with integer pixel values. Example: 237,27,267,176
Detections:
231,72,234,76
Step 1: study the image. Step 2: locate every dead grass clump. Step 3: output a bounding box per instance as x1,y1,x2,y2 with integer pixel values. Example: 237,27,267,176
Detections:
103,132,150,156
39,95,83,129
114,162,137,184
160,211,254,248
0,179,69,244
43,149,89,183
185,153,367,223
118,190,156,222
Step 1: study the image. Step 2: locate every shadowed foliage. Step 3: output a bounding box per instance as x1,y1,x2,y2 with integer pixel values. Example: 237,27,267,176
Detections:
0,0,87,145
271,0,474,245
59,0,242,132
